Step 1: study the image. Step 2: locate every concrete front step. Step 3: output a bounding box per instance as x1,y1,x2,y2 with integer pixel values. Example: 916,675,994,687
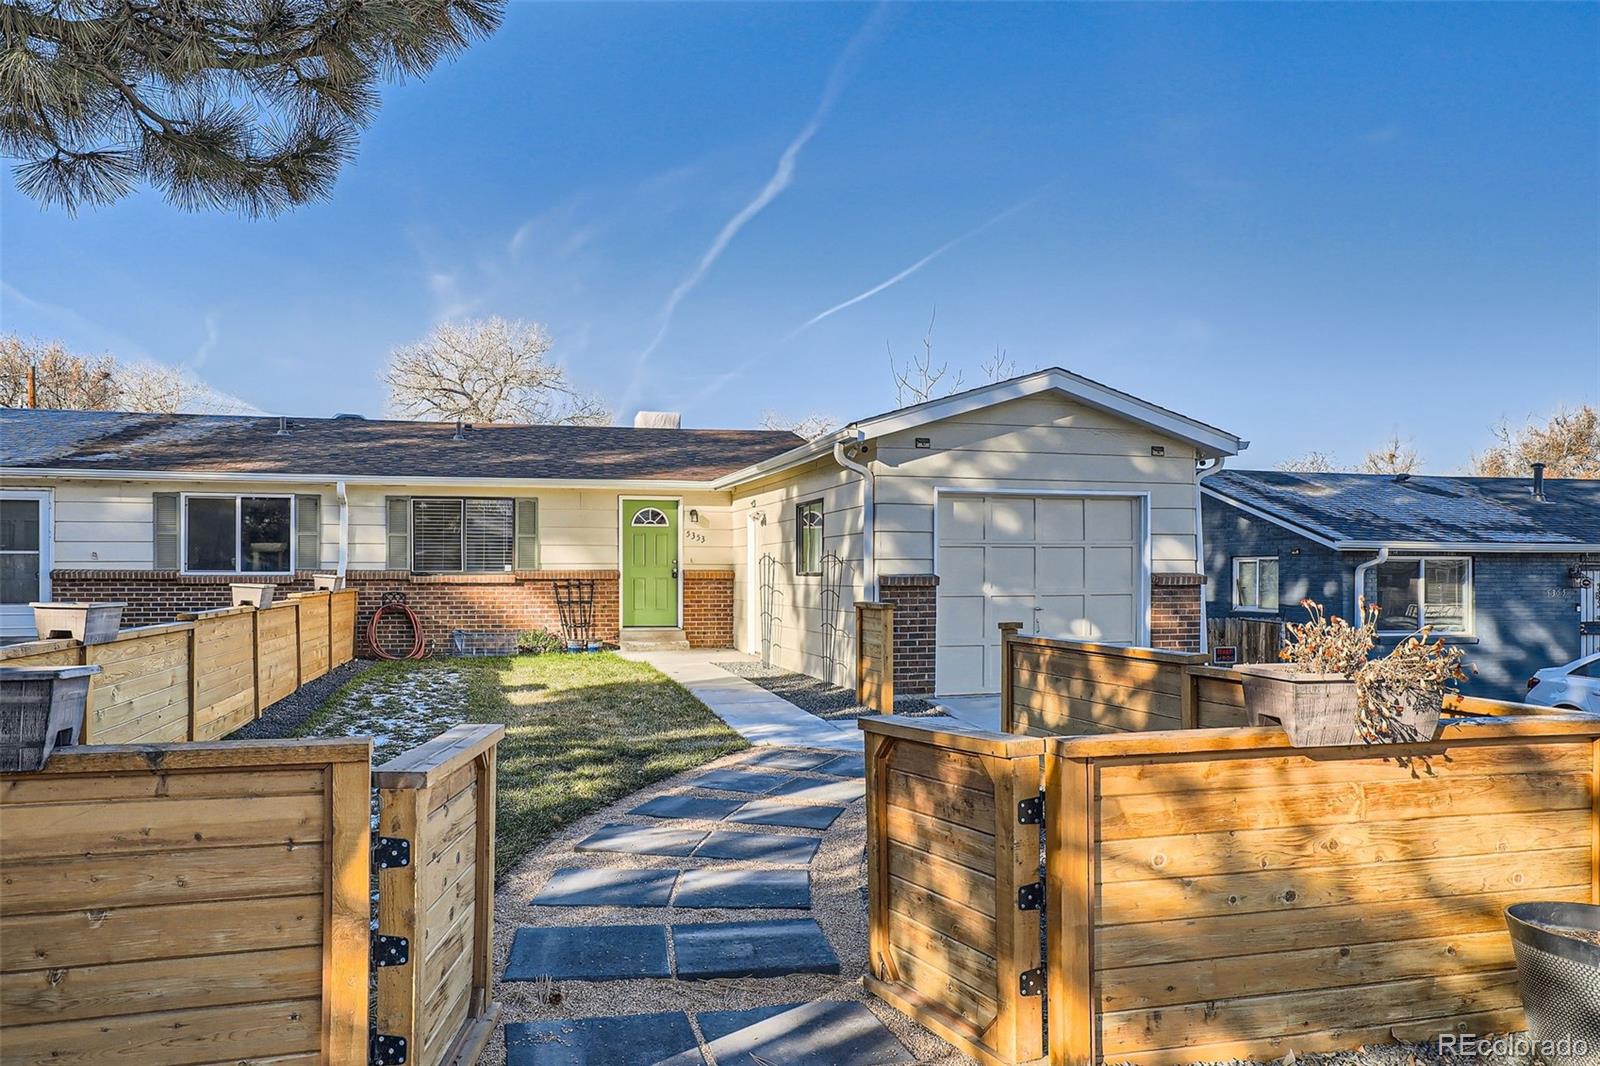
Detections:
619,627,690,651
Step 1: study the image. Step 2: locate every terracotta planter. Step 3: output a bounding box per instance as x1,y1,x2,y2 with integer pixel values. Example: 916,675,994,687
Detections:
30,601,125,644
230,583,276,608
1236,663,1443,747
0,664,100,772
311,573,345,591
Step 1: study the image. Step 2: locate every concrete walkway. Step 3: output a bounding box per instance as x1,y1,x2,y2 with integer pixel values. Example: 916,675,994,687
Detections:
932,694,1003,732
620,648,861,752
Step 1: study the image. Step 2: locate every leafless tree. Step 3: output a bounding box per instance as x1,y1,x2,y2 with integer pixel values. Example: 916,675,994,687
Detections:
760,411,836,441
888,309,963,406
978,346,1017,384
1,335,250,413
116,362,257,415
384,317,611,425
1472,405,1599,479
1360,433,1422,475
0,336,117,409
1279,450,1340,474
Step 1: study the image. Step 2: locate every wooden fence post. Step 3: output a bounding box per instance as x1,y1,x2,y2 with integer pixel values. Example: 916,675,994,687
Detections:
855,602,896,715
997,622,1023,733
373,725,505,1066
1046,750,1096,1066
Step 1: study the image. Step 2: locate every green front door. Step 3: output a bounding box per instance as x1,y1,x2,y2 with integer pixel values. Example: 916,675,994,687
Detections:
623,500,678,627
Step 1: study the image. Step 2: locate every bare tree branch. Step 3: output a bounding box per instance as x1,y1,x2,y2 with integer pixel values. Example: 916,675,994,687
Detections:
383,317,612,426
1472,405,1599,478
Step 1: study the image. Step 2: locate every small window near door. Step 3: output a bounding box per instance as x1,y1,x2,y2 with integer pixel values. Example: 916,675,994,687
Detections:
631,507,669,526
795,500,823,576
1233,556,1279,612
0,498,43,604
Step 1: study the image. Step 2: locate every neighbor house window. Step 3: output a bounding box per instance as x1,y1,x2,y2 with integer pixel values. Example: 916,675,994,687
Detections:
184,495,292,574
1232,556,1279,612
796,500,823,576
1368,557,1472,634
411,498,515,573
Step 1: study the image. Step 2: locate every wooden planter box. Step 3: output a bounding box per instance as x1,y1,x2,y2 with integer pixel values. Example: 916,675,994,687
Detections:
230,583,276,608
0,664,100,771
1237,662,1445,747
29,601,124,644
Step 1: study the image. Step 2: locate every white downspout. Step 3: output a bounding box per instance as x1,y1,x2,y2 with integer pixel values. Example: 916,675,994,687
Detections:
335,480,349,580
833,436,876,602
1353,547,1389,622
1195,456,1226,654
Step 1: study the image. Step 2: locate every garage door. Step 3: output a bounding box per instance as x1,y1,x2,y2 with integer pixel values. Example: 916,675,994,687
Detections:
935,494,1143,695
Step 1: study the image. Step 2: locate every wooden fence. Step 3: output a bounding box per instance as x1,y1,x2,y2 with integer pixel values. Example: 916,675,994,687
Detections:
374,725,505,1066
856,601,896,715
0,589,359,744
861,713,1600,1066
0,736,374,1064
1045,717,1600,1065
0,723,503,1066
1206,616,1284,664
998,630,1552,740
863,716,1046,1066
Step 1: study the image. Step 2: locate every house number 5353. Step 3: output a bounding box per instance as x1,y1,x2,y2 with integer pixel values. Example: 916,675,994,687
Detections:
685,531,706,544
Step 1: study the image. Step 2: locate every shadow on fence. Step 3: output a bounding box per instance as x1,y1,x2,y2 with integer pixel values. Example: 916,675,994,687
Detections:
0,722,504,1066
0,588,358,743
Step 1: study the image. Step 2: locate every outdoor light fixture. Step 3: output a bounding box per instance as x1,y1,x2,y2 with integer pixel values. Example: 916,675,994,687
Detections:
688,508,700,524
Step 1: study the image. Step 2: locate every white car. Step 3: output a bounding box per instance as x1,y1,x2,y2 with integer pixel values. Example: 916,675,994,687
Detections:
1525,653,1600,715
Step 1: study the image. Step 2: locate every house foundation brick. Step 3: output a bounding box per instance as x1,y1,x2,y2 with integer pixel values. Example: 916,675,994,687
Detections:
49,568,621,657
879,574,938,697
682,570,734,649
1150,573,1204,652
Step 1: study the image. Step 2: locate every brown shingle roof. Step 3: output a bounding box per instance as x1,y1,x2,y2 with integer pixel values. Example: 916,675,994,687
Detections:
0,410,804,482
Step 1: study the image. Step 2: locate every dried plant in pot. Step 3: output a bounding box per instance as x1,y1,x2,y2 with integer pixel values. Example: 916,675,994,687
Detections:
1236,600,1466,748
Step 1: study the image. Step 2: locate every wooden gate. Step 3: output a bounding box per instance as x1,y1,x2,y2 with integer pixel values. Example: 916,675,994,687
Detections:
373,725,505,1066
0,738,373,1064
862,717,1047,1066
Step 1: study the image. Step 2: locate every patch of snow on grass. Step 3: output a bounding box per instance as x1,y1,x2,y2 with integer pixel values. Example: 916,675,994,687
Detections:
311,665,470,763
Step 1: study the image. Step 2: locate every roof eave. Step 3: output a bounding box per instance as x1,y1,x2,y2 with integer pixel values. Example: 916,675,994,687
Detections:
0,467,726,491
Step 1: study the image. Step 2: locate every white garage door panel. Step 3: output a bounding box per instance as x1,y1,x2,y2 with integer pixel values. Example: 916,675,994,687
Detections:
936,493,1144,695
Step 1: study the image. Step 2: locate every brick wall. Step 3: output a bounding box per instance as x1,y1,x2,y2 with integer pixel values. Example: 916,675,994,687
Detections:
879,574,937,697
50,568,621,657
682,569,734,649
1150,573,1204,652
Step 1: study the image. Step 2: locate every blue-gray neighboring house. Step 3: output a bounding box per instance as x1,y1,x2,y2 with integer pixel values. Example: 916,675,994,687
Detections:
1201,467,1600,700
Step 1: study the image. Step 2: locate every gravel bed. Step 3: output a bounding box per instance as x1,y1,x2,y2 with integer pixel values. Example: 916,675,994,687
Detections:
226,659,378,741
714,660,944,721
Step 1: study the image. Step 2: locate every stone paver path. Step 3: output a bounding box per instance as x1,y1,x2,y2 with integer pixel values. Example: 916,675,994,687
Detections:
499,745,915,1064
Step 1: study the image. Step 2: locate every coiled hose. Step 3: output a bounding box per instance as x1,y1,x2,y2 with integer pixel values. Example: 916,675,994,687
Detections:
367,595,426,660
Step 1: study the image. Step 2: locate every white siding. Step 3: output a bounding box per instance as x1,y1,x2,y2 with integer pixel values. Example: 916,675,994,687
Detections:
731,456,866,689
870,394,1202,577
10,478,735,574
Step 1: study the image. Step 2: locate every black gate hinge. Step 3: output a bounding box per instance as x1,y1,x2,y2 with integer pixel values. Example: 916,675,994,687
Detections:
1017,882,1044,911
1017,794,1045,826
370,1032,408,1065
1019,967,1046,997
375,836,411,869
373,934,409,967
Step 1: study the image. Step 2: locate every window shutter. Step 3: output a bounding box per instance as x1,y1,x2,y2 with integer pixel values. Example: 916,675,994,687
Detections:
153,492,180,570
385,496,411,571
515,498,539,571
295,495,321,571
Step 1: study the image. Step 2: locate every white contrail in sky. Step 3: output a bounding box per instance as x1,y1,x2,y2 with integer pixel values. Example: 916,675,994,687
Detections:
622,6,890,410
787,193,1044,338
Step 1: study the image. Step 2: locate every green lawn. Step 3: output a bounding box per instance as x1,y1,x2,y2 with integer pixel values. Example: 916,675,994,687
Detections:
297,653,746,877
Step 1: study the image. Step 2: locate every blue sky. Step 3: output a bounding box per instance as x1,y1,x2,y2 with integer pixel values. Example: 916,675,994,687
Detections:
3,2,1597,471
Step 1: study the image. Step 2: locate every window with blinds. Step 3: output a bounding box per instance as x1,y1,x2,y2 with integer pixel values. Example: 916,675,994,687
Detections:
409,498,517,573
